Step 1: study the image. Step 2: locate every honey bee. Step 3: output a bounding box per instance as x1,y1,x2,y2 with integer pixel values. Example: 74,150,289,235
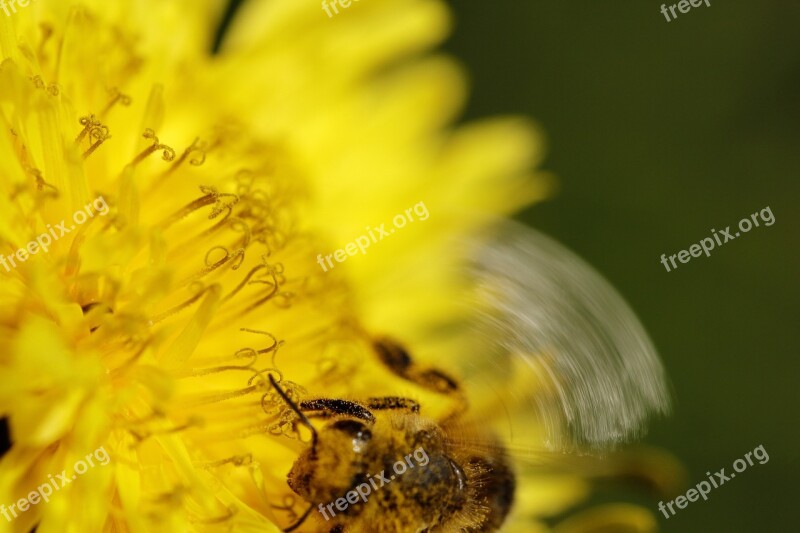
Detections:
270,222,671,532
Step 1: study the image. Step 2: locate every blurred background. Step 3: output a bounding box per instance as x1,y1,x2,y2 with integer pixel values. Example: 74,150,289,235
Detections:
444,1,799,532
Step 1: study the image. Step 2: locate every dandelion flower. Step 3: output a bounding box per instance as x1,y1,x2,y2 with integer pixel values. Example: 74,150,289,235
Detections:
0,1,677,531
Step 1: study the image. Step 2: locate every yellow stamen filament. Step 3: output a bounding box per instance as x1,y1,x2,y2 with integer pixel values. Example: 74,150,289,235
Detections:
180,245,245,286
130,128,176,167
197,454,253,469
28,168,59,200
129,415,204,444
175,384,263,408
100,87,132,117
75,114,99,143
149,283,218,325
178,332,283,379
158,187,239,230
164,137,207,175
173,329,283,380
220,262,277,304
37,23,53,61
271,495,303,523
189,506,236,525
82,125,111,158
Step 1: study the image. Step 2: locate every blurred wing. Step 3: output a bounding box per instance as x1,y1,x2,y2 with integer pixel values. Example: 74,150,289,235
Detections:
457,221,670,453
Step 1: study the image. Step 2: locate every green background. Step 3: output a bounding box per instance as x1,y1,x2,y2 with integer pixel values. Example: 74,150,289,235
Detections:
445,1,799,532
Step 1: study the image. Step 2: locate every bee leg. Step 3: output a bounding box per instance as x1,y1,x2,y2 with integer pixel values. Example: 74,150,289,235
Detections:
372,337,470,423
329,526,344,533
366,397,420,413
372,337,461,396
299,398,375,424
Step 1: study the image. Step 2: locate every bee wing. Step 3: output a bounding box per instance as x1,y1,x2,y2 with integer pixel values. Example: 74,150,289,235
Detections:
456,220,670,453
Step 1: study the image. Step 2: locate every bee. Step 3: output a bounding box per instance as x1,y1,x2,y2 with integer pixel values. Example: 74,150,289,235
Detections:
270,222,671,532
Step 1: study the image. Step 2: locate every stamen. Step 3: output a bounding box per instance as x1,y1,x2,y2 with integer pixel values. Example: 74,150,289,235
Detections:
271,495,300,522
202,186,239,219
163,137,207,175
234,169,254,195
195,206,234,238
100,87,132,117
175,384,262,408
189,506,236,525
37,23,54,62
239,328,283,356
176,346,258,378
75,115,112,159
177,329,283,379
223,218,252,249
262,391,311,443
29,75,59,96
260,376,312,442
158,186,239,230
157,189,217,229
220,263,272,304
148,282,218,325
182,220,254,284
146,138,209,195
241,280,286,314
129,415,204,444
8,130,33,176
82,124,111,159
189,246,245,282
29,168,59,197
198,454,253,469
248,367,282,388
205,246,232,269
75,114,100,143
129,128,176,167
267,421,290,437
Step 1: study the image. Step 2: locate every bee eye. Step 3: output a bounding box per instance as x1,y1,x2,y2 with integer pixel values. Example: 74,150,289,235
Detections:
330,420,372,441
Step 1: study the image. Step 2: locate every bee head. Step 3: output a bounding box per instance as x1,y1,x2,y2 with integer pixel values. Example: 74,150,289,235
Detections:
287,417,373,503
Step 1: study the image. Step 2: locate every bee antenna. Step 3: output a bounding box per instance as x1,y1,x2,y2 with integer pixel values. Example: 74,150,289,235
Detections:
283,503,313,532
268,374,319,452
